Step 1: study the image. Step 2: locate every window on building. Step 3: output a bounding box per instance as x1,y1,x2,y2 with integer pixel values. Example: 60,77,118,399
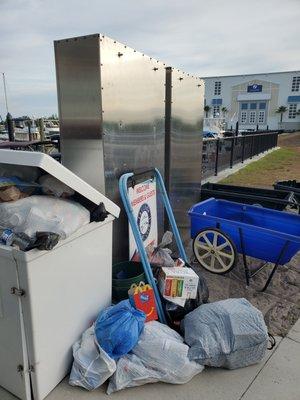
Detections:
214,81,221,95
259,102,266,110
241,112,247,124
241,103,248,110
288,103,297,119
258,111,265,123
250,103,257,110
291,76,300,92
213,105,220,118
249,111,256,124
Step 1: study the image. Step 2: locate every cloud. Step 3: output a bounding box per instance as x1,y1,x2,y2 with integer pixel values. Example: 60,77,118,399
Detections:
0,0,299,116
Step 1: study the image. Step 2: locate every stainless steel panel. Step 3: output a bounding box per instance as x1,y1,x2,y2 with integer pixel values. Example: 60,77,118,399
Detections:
100,36,165,261
167,69,204,228
54,35,106,192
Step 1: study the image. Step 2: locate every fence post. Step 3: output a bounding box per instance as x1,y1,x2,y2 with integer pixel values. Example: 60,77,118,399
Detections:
38,118,45,141
6,113,15,141
27,121,33,141
235,121,239,135
230,137,234,168
241,135,245,163
214,138,219,176
250,135,254,159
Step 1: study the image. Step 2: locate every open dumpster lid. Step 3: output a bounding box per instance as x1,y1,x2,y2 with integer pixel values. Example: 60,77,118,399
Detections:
0,150,120,218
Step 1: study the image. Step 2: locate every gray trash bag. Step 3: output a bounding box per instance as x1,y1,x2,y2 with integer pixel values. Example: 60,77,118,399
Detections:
69,325,116,390
183,298,269,370
107,321,203,394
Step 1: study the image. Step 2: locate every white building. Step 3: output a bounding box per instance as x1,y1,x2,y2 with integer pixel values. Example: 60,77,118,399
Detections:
203,70,300,131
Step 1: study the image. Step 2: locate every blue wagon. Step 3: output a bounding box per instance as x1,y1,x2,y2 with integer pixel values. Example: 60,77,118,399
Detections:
189,198,300,291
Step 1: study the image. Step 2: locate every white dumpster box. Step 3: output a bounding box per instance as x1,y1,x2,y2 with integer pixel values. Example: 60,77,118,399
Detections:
0,150,120,400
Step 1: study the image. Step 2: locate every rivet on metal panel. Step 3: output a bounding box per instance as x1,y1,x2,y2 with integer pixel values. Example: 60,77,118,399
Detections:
134,50,136,52
17,365,23,374
197,84,201,87
153,67,158,71
11,287,25,297
179,77,183,81
118,52,123,57
101,63,103,66
114,41,116,43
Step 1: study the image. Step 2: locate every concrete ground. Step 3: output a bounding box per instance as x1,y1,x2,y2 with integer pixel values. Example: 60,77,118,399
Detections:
1,319,299,400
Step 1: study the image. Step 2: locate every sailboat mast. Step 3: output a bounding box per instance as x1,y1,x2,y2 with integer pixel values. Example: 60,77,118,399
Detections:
2,72,9,113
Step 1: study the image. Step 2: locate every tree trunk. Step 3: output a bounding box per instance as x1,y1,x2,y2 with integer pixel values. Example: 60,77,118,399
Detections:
280,113,283,123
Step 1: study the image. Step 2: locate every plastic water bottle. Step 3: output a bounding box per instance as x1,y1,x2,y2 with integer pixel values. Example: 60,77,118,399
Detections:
0,229,32,251
0,228,14,246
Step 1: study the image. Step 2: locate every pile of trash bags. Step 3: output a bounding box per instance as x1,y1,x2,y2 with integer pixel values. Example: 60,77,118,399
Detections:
69,297,270,394
0,171,96,251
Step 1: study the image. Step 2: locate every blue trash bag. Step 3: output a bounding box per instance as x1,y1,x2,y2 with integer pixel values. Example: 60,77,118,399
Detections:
94,300,146,359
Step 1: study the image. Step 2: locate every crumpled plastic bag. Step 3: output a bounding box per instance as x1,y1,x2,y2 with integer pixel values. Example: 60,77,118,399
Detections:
95,300,146,360
132,231,175,268
183,298,269,369
69,326,116,390
107,320,203,393
39,174,75,198
0,195,90,239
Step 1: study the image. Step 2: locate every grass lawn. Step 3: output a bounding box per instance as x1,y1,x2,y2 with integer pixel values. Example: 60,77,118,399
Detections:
220,132,300,188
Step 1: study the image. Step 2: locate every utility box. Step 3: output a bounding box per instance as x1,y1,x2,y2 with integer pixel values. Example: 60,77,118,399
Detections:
55,34,204,259
54,34,166,262
0,150,120,400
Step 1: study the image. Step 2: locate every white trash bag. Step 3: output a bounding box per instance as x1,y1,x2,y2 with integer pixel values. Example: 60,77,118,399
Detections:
69,326,116,391
0,195,90,239
183,298,269,370
107,321,203,394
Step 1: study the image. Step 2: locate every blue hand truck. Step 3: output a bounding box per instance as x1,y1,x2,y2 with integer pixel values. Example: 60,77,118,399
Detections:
119,168,188,324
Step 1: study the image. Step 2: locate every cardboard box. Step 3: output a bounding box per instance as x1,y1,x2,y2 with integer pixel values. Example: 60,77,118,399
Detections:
159,267,199,299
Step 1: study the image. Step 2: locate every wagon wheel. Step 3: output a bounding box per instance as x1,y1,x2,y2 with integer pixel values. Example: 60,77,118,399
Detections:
193,228,237,274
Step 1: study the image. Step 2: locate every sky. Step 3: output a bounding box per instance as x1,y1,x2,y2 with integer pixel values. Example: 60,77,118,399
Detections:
0,0,300,117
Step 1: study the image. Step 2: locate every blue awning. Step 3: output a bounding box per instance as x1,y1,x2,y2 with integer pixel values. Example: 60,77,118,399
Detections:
212,98,222,105
287,96,300,103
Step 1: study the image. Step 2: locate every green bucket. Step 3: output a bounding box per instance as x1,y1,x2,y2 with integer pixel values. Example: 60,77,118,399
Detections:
112,261,146,301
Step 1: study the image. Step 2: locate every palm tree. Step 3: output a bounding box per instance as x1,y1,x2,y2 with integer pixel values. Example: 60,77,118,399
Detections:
221,106,228,117
204,105,211,118
275,106,287,123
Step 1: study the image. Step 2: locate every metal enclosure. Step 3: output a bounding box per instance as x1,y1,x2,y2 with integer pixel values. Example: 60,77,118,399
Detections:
55,34,204,260
165,67,204,229
55,34,166,261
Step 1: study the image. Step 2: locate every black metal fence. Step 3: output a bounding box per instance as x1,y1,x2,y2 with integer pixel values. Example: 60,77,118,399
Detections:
202,132,279,179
